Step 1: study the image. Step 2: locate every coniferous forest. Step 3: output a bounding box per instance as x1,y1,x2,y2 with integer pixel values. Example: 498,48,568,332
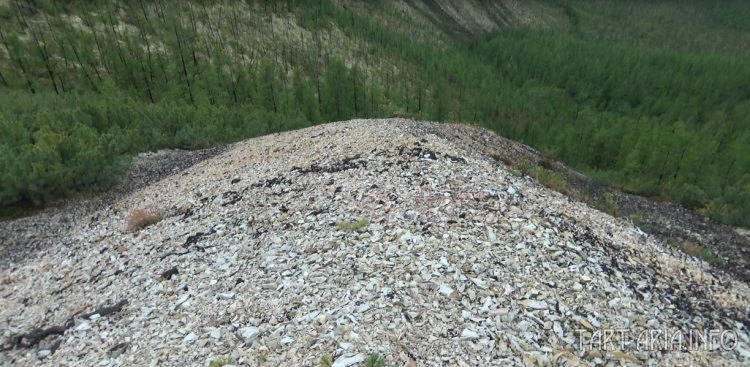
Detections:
0,0,748,227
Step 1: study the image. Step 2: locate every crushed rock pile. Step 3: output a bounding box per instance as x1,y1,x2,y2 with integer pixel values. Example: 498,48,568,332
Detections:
0,119,748,366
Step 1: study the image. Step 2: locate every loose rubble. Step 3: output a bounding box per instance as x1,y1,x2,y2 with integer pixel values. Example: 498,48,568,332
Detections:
0,119,748,366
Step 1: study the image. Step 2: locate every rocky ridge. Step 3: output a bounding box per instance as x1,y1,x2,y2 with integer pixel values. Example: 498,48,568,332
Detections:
0,119,748,366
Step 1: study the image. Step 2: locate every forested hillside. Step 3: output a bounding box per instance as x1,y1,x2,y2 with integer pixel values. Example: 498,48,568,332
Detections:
0,0,748,227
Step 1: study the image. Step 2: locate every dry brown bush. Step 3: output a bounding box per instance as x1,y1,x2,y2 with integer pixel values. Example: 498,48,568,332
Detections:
125,207,163,232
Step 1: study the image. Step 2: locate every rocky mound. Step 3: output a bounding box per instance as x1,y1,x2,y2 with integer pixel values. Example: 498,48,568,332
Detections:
0,119,748,366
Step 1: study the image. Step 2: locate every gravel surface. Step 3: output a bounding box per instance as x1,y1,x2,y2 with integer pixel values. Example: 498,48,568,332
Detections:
0,146,224,268
417,122,750,283
0,119,748,366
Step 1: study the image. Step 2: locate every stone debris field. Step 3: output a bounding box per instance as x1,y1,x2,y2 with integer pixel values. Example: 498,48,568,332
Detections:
0,119,748,366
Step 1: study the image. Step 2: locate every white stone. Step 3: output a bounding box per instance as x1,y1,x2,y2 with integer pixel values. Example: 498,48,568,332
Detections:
240,327,260,341
486,226,496,242
217,292,235,300
75,321,91,332
461,329,480,339
521,299,548,310
332,354,366,367
205,327,221,339
182,332,197,343
439,284,454,296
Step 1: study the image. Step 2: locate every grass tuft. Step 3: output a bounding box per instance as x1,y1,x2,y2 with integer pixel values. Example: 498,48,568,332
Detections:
208,357,234,367
364,353,388,367
319,354,333,367
337,218,370,233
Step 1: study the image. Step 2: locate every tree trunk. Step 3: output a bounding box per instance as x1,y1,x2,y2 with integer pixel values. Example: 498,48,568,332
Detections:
173,22,194,105
81,7,109,78
353,68,358,115
41,8,69,92
137,0,156,87
0,24,33,92
108,10,138,89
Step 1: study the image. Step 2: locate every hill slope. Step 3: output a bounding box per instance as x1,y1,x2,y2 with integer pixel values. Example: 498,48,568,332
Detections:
0,120,748,365
0,0,748,227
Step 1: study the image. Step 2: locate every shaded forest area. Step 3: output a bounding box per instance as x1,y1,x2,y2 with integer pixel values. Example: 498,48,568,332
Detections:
0,0,748,227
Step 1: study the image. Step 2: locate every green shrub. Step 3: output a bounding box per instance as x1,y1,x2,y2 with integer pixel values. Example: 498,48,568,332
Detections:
671,183,708,210
681,241,723,265
530,166,569,194
629,211,644,224
597,192,620,217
